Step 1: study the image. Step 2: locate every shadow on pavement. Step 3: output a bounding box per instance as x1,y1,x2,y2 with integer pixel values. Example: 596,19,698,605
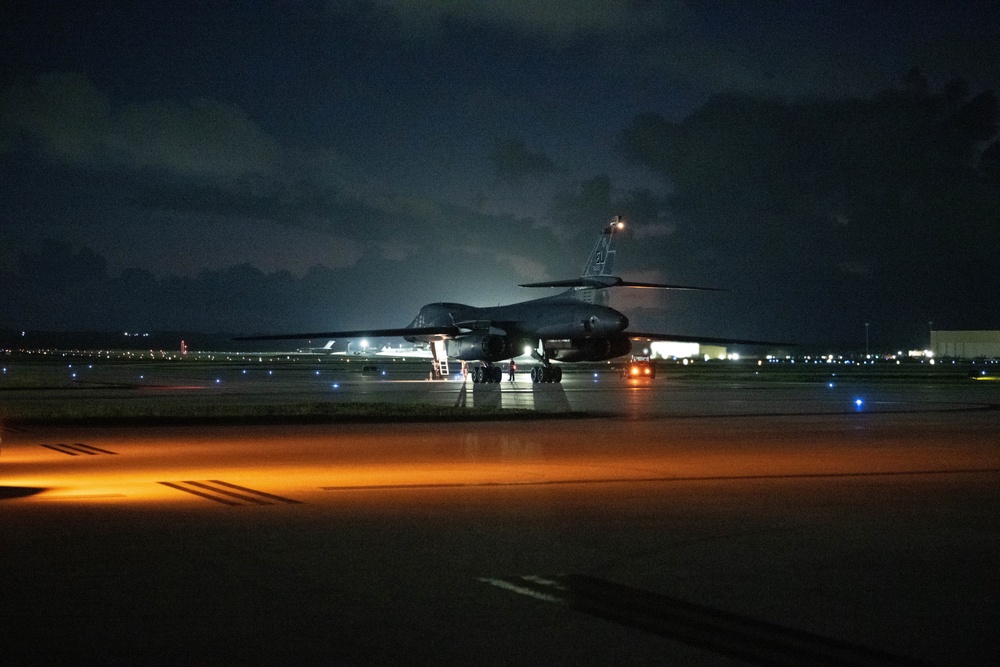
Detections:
0,486,46,500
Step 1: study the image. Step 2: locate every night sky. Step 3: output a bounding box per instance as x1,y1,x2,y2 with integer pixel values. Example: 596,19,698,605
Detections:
3,1,998,349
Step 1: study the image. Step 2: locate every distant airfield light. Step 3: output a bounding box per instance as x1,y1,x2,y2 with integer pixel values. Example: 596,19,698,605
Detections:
854,398,864,410
215,378,221,384
332,383,339,389
524,346,533,356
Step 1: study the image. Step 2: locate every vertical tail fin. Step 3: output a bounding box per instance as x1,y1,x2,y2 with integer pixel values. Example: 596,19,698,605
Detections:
519,215,722,301
518,216,627,304
581,215,624,278
578,216,624,304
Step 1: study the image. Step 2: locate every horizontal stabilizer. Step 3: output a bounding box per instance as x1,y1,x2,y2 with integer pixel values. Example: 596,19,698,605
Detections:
520,278,621,289
520,276,724,291
627,332,794,347
617,281,726,291
234,326,460,342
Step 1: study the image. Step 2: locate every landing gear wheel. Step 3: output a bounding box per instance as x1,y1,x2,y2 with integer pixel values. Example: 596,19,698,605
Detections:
472,367,483,383
492,367,503,383
531,366,561,383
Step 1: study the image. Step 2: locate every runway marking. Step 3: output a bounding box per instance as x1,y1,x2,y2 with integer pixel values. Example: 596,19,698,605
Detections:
158,480,301,506
40,442,118,456
322,467,1000,491
207,479,303,504
159,482,241,505
43,494,128,500
481,574,931,667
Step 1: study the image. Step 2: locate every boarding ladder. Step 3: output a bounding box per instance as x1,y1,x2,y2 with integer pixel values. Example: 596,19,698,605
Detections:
431,340,449,378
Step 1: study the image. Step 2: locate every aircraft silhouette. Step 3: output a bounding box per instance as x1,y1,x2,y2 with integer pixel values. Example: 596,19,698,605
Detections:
235,217,783,383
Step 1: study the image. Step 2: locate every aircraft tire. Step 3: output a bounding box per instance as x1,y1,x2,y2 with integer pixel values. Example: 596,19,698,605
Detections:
492,367,503,383
553,366,562,383
472,367,482,383
530,367,540,383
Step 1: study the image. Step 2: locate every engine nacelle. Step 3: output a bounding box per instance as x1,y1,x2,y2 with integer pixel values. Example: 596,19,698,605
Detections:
547,335,632,362
446,334,511,361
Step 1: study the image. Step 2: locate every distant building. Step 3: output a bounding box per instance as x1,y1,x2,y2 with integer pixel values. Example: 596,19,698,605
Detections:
931,330,1000,358
649,341,728,360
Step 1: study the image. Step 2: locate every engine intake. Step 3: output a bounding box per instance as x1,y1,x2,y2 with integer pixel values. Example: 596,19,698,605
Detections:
547,335,631,362
446,334,511,361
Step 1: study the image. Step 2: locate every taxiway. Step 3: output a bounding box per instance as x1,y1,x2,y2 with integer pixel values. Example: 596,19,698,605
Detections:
1,360,998,665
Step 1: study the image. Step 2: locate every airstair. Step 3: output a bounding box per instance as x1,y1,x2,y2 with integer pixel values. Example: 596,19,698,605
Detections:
431,340,449,378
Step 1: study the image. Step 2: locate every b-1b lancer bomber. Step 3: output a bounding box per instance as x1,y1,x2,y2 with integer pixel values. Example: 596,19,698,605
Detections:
236,217,778,383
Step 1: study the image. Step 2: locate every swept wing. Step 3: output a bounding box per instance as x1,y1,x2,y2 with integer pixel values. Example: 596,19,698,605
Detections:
520,277,725,291
233,326,460,342
626,332,792,347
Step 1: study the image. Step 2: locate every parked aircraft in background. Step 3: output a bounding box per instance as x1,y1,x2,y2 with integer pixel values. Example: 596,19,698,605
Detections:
236,217,783,383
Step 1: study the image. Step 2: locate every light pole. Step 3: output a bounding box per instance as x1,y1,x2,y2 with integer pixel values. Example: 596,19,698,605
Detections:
865,322,870,358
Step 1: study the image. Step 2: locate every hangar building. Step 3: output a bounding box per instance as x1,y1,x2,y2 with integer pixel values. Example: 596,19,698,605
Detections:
931,330,1000,359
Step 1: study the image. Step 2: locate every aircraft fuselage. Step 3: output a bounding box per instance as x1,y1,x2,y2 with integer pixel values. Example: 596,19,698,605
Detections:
406,293,632,362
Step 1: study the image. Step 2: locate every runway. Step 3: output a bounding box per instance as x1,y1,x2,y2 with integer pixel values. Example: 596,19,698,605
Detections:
2,360,999,665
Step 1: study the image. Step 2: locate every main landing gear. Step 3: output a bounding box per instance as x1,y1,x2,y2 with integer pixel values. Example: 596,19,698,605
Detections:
471,365,503,383
530,365,562,383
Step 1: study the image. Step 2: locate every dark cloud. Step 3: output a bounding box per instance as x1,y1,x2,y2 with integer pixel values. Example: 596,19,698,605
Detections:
358,0,685,42
16,239,107,290
914,30,1000,94
0,236,564,333
0,73,278,179
621,79,1000,346
489,138,555,182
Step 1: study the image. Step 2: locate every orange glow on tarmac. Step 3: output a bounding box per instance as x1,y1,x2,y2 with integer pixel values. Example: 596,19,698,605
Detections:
3,417,998,507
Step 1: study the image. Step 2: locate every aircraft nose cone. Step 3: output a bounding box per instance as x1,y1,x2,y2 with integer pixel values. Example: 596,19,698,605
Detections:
619,314,629,330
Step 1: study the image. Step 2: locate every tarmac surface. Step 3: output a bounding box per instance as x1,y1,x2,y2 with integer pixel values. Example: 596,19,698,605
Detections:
2,357,999,665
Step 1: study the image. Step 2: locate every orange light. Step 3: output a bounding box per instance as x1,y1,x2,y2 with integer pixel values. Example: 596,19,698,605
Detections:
644,368,650,375
631,366,639,375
